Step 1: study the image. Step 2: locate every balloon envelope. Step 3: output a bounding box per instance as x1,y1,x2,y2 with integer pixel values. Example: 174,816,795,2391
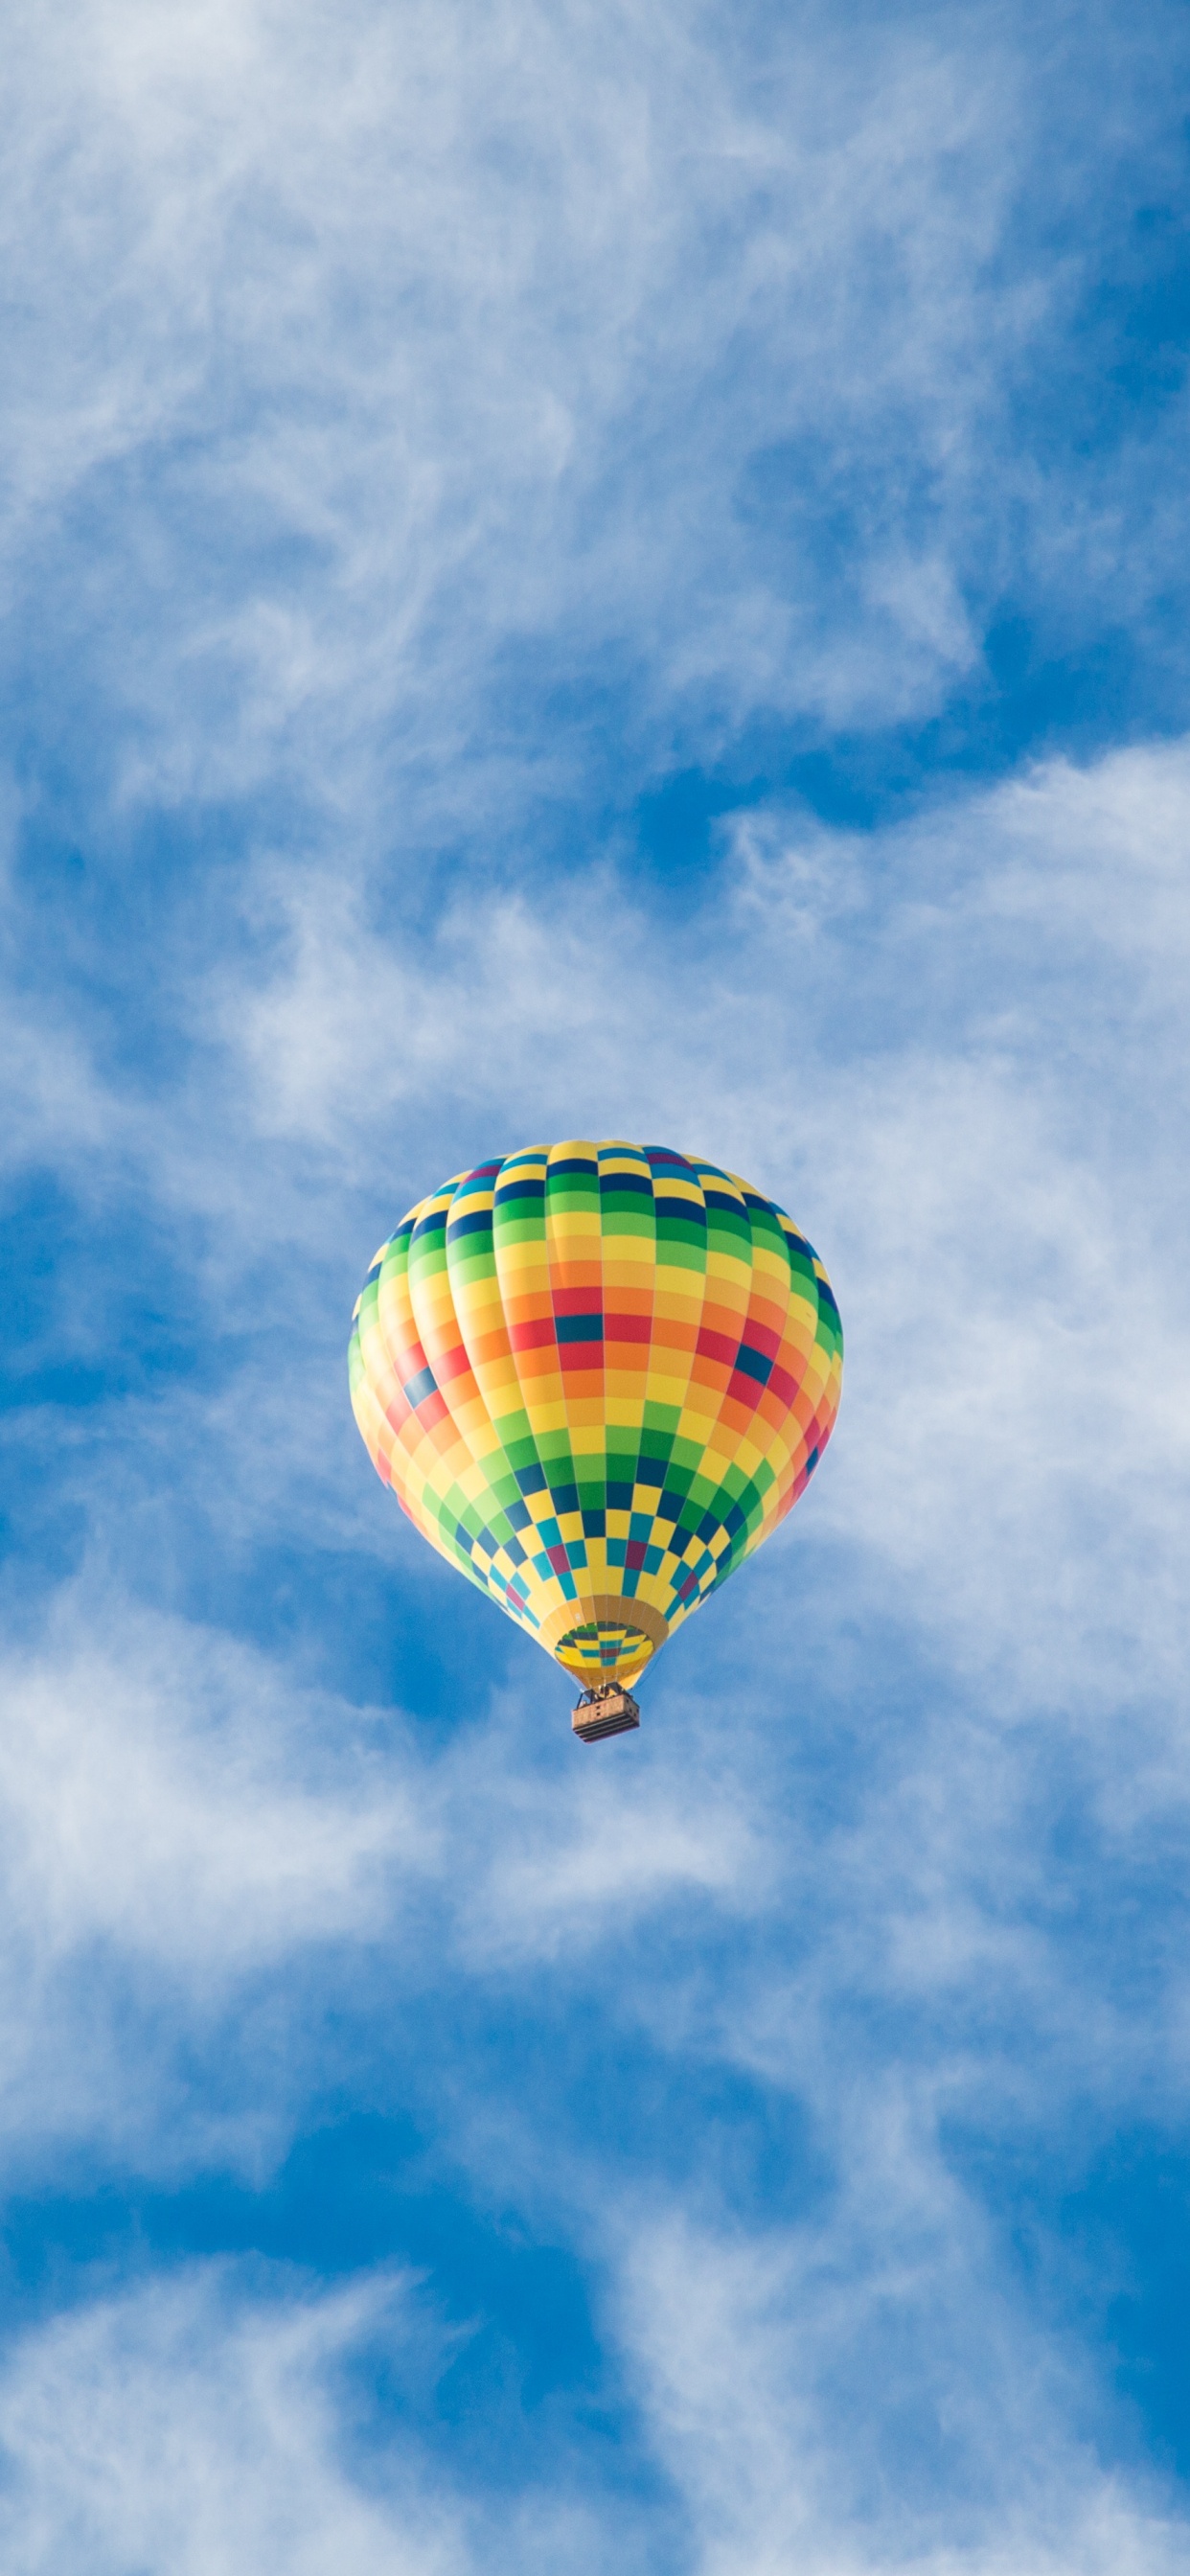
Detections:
349,1141,842,1691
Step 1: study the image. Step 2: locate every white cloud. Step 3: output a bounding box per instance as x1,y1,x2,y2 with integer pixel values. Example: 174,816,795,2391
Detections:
0,2259,664,2576
0,2266,468,2576
0,1575,772,2173
3,0,1173,828
0,2233,1186,2576
0,1583,434,2167
449,1685,763,1967
616,2207,1190,2576
0,1590,424,1978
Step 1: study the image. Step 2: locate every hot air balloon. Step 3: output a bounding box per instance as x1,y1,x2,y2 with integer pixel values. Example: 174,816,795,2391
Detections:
349,1142,842,1739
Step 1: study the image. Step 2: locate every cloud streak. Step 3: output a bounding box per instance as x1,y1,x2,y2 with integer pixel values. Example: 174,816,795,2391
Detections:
5,0,1189,846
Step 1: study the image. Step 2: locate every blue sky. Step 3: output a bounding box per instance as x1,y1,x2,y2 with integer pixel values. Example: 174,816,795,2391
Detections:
2,0,1190,2564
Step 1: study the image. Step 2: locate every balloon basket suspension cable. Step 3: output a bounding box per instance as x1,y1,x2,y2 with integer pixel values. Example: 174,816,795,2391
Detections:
570,1680,641,1743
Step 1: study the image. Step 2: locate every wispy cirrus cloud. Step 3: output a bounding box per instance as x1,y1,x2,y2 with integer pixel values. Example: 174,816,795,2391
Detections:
616,2206,1190,2576
0,2266,476,2576
4,0,1188,847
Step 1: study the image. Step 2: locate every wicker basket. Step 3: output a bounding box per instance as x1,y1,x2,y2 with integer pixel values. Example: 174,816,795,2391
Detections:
571,1688,641,1744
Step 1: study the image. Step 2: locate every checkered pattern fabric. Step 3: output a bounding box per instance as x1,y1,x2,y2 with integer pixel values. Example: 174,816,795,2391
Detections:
349,1142,843,1690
